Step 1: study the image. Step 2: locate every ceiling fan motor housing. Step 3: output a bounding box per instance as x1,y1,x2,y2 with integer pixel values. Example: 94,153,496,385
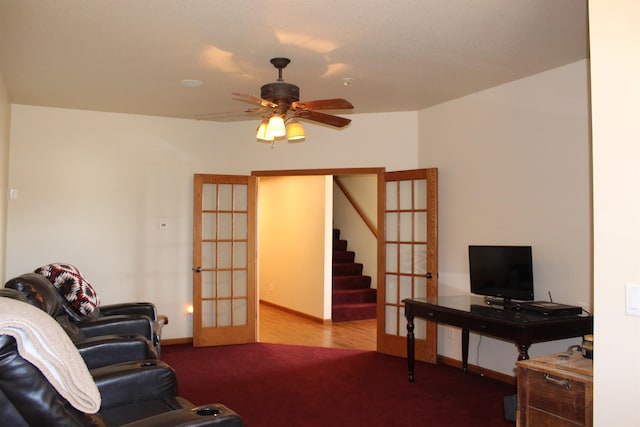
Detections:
229,57,352,128
260,82,300,105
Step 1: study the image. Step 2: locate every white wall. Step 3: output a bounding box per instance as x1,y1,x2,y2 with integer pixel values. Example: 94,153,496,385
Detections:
418,60,592,376
590,2,640,425
0,72,9,281
258,175,330,319
5,105,417,338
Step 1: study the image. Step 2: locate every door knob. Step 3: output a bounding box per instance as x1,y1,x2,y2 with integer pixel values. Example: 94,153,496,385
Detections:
193,266,202,273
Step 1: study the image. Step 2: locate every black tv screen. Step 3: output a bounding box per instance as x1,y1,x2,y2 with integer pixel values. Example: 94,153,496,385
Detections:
468,245,534,302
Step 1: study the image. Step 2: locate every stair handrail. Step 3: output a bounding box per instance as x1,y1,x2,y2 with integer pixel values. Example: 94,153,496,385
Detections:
334,177,378,238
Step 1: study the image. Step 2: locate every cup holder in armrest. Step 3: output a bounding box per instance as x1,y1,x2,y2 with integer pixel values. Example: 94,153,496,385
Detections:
194,407,221,417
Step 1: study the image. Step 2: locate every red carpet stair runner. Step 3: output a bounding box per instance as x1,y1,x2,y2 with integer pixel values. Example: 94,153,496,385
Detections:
332,229,377,322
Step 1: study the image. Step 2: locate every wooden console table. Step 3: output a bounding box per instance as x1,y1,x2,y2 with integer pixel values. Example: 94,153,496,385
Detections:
403,295,593,382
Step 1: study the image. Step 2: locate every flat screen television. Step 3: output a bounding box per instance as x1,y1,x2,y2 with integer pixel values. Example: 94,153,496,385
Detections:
468,245,534,303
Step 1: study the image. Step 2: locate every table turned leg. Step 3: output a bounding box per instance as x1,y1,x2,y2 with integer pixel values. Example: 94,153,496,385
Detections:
407,313,415,382
516,343,531,361
462,328,470,373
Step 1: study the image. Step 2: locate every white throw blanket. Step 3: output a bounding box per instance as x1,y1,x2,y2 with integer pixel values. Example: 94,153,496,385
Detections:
0,297,101,413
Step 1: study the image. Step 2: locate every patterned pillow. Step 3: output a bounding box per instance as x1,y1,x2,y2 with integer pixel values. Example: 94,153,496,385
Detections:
35,263,100,317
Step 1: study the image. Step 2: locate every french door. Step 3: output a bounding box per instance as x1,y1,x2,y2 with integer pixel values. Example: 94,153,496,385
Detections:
192,168,437,360
192,174,256,346
378,168,438,362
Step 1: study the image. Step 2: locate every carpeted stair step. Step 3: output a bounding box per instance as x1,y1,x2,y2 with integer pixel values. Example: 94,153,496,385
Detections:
332,303,377,322
332,262,364,276
331,228,376,322
333,229,341,240
333,239,348,251
332,250,355,263
332,275,371,290
332,288,377,305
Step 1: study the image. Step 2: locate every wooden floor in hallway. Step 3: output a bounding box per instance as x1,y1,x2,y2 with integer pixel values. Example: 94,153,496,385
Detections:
258,302,377,351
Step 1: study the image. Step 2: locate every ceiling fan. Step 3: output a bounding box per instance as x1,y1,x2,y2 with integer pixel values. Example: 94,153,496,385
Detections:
232,57,354,143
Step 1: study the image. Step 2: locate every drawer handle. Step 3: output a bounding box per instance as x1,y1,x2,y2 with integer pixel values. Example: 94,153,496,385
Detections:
544,373,572,390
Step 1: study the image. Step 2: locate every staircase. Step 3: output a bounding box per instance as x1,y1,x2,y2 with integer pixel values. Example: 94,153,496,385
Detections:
332,229,377,322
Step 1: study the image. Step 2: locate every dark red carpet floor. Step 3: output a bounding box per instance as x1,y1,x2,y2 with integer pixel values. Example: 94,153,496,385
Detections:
161,343,516,427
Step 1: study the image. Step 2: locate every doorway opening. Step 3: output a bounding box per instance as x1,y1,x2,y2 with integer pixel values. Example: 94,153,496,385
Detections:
254,168,382,351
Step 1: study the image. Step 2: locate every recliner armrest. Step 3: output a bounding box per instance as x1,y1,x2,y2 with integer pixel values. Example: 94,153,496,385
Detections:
77,315,154,341
91,360,177,410
0,336,104,427
120,403,244,427
76,335,157,369
100,302,158,321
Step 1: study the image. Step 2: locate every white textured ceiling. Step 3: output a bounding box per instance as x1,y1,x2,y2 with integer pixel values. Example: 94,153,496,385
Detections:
0,0,588,121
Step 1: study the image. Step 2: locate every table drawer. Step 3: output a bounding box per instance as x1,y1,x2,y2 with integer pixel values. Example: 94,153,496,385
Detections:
527,369,586,424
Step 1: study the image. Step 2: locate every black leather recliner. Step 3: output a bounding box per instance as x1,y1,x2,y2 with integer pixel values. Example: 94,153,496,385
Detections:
7,270,166,356
0,292,243,427
5,274,158,369
0,335,243,426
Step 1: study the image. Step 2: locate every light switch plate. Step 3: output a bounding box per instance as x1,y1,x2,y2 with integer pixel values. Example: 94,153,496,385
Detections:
625,283,640,316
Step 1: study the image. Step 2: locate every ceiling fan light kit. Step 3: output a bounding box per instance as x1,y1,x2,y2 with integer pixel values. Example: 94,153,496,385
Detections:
255,119,271,143
266,115,286,138
235,57,353,145
286,119,306,142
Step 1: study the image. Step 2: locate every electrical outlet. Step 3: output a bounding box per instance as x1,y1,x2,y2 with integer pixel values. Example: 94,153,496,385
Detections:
626,283,640,316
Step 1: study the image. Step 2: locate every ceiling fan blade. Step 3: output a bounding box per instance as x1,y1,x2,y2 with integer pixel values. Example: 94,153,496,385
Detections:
292,98,353,111
232,92,277,109
295,110,352,128
194,110,263,121
244,106,267,113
